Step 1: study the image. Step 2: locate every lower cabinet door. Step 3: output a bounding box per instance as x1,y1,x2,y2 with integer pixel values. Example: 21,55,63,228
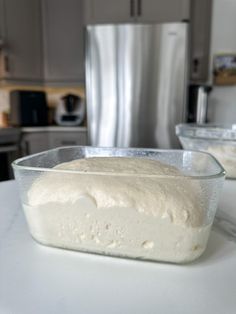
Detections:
21,133,49,155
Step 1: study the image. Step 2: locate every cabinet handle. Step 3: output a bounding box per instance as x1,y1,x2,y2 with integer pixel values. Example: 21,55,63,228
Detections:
130,0,135,17
61,140,77,146
137,0,142,16
24,141,30,155
193,58,199,74
4,54,10,73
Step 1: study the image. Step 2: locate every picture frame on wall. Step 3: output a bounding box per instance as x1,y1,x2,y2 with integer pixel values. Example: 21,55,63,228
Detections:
213,53,236,86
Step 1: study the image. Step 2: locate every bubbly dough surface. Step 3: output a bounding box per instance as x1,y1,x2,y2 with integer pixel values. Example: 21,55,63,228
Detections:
55,156,179,175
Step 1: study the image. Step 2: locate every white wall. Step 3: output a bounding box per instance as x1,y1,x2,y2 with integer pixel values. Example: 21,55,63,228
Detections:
208,0,236,124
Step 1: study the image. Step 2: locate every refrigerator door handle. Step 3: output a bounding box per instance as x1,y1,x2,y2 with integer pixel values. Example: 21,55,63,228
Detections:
137,0,142,16
130,0,135,17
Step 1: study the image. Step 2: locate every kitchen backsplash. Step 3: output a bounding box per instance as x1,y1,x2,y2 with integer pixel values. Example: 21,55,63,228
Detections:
0,85,85,113
0,89,9,113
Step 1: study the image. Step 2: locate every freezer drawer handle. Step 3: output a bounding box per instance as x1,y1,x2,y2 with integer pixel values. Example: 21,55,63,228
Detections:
61,140,77,146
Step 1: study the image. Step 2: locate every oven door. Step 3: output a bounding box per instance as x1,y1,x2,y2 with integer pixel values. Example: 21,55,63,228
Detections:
0,145,19,181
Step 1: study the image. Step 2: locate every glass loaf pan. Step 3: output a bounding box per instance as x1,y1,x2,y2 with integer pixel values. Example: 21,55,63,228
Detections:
12,146,225,264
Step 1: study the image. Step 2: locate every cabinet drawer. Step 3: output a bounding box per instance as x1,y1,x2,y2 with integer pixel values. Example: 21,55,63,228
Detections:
49,132,88,148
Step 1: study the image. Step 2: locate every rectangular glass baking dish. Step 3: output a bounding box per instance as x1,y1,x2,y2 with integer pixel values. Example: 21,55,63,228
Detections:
176,123,236,179
12,146,225,264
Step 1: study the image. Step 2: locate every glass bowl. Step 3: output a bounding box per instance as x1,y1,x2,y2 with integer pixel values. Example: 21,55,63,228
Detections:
176,123,236,179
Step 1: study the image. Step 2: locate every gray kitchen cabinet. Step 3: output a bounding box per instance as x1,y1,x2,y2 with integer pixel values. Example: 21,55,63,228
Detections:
0,0,5,77
190,0,212,82
84,0,190,24
136,0,190,23
42,0,85,85
21,128,88,155
1,0,85,85
0,0,43,83
0,0,5,40
21,132,49,155
49,131,87,148
84,0,134,24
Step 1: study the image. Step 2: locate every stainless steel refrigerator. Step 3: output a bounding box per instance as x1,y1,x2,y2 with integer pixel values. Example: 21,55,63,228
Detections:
85,23,188,148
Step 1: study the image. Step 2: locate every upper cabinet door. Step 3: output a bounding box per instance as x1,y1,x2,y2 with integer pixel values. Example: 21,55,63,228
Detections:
190,0,212,82
84,0,190,25
0,0,6,76
42,0,84,84
84,0,135,24
3,0,43,81
0,0,5,41
136,0,190,23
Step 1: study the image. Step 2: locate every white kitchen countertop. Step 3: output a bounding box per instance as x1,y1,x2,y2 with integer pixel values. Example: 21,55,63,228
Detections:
0,180,236,314
21,126,87,132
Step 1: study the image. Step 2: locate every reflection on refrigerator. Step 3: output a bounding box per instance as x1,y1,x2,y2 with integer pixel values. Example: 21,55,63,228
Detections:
86,23,188,148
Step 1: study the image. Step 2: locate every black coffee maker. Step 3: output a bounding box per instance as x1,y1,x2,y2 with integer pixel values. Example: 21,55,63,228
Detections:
187,84,212,123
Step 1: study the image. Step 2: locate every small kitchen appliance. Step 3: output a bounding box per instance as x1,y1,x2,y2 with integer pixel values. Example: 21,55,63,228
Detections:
187,84,212,124
10,90,48,126
55,94,85,126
